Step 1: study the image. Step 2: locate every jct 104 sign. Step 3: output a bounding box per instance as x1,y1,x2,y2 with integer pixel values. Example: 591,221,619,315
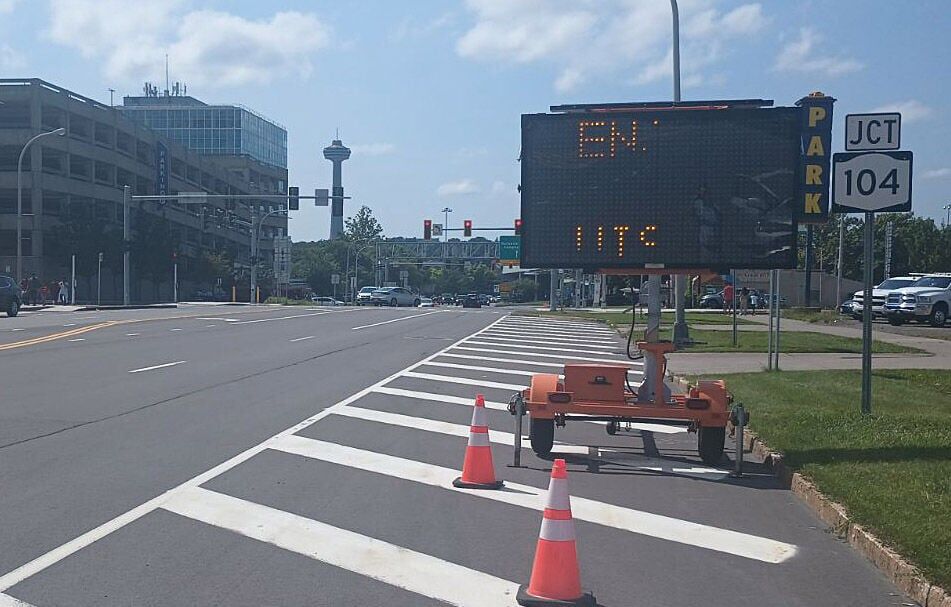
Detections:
520,105,808,270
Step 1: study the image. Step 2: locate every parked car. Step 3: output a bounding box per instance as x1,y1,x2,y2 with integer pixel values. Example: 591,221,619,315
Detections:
310,296,344,306
699,291,724,309
851,276,918,319
419,297,434,307
884,274,951,327
370,287,421,307
461,293,482,308
840,299,858,315
0,274,22,317
355,286,376,306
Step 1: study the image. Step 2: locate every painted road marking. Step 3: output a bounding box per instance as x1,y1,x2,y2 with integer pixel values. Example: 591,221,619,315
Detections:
271,435,796,564
490,320,617,333
463,340,623,356
0,315,509,592
67,338,85,342
434,352,567,368
332,406,588,454
450,345,640,365
472,334,620,350
371,386,509,412
503,318,614,331
231,312,327,325
128,361,187,374
0,322,119,351
162,487,518,606
0,593,33,606
400,371,524,391
289,336,315,342
421,361,563,378
481,329,617,343
125,333,139,336
205,324,216,327
170,328,183,331
351,310,445,330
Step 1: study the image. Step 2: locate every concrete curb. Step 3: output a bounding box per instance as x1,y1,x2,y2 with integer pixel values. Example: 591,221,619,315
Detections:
731,422,948,607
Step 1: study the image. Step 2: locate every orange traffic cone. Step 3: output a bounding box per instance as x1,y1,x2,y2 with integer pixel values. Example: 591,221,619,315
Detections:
452,394,504,489
517,459,595,607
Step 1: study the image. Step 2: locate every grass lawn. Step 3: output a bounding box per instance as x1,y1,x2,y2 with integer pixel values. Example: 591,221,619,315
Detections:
524,310,755,326
663,328,918,354
519,311,919,353
709,370,951,588
782,308,845,324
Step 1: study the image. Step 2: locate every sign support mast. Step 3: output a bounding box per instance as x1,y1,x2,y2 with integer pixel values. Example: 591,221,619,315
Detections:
670,0,690,347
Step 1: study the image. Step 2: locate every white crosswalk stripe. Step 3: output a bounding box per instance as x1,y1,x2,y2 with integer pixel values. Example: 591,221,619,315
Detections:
1,312,802,605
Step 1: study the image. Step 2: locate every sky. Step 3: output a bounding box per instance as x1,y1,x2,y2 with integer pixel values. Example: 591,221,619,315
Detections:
1,0,949,241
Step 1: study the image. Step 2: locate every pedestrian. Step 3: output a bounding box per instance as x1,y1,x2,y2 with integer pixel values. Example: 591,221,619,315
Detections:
58,279,69,304
740,287,750,315
27,273,40,306
749,290,759,315
722,282,734,315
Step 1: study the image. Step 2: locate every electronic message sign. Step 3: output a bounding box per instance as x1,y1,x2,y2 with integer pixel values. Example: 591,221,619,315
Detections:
520,106,805,270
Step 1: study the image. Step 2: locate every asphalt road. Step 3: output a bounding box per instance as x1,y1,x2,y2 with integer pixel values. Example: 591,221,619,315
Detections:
0,306,913,606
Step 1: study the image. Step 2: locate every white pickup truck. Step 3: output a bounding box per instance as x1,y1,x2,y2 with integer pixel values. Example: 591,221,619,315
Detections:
851,276,918,319
883,274,951,327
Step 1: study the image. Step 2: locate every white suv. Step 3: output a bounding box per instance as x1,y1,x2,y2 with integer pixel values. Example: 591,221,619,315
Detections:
884,274,951,327
851,276,918,319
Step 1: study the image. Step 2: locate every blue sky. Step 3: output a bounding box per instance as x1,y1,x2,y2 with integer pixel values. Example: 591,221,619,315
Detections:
2,0,949,240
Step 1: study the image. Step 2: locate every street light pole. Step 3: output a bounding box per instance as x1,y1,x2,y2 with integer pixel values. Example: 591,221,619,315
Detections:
250,203,288,304
944,203,950,228
442,207,453,243
670,0,690,346
17,127,66,282
122,185,131,305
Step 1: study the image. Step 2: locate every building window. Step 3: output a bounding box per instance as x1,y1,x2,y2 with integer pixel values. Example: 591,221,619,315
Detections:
43,191,66,216
0,102,31,128
42,148,66,174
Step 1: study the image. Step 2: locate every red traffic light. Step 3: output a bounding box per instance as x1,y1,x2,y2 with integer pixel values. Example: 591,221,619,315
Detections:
423,219,432,240
463,219,472,237
514,218,522,235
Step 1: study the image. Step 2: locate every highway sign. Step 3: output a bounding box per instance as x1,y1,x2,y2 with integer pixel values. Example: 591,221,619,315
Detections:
832,151,913,213
331,273,340,285
499,235,520,263
846,113,900,151
520,106,804,269
315,189,329,207
432,224,443,237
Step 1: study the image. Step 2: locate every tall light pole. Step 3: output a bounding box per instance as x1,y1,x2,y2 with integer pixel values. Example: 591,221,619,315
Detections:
17,127,66,282
669,0,689,346
944,203,950,228
442,207,453,243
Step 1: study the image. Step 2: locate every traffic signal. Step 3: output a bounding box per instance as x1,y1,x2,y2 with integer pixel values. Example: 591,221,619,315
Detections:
288,186,299,210
463,219,472,237
423,219,432,240
514,218,522,235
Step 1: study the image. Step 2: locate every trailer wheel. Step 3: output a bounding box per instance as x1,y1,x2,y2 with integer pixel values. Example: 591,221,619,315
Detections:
529,418,554,456
606,420,618,435
698,426,725,465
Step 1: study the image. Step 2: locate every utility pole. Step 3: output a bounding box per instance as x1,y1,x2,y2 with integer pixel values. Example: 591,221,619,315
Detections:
670,0,689,346
122,185,131,305
804,225,814,307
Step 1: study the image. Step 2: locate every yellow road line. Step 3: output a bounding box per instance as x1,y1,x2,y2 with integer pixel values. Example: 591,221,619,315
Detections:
0,321,123,351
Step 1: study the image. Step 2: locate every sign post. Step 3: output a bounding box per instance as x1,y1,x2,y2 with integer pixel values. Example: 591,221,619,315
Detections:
832,113,912,415
331,273,340,300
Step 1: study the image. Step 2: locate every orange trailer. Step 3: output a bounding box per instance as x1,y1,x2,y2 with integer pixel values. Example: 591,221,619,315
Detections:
516,341,731,465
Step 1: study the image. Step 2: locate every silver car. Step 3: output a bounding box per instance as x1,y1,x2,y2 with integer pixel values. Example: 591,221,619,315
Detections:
370,287,421,307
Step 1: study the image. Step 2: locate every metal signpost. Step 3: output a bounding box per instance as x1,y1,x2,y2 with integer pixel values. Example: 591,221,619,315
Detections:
331,273,340,301
832,113,913,415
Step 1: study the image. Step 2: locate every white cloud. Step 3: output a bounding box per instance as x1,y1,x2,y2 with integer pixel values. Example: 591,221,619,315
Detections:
45,1,331,87
349,143,396,156
868,100,933,124
456,0,768,92
0,43,25,70
773,27,862,76
921,168,951,180
437,179,481,197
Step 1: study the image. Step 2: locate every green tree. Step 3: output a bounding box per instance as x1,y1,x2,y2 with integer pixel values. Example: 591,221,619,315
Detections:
344,206,384,242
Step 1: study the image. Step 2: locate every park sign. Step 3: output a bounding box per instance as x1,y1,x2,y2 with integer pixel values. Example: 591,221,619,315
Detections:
519,99,832,270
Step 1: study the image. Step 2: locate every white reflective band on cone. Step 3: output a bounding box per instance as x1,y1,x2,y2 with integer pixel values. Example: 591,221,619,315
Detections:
467,431,491,447
470,405,487,427
544,478,571,511
539,518,576,542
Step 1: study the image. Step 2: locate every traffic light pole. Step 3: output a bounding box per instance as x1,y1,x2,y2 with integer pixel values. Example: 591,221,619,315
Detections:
123,185,131,306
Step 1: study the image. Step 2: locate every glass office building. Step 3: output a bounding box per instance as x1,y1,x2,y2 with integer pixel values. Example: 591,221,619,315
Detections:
120,96,287,169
